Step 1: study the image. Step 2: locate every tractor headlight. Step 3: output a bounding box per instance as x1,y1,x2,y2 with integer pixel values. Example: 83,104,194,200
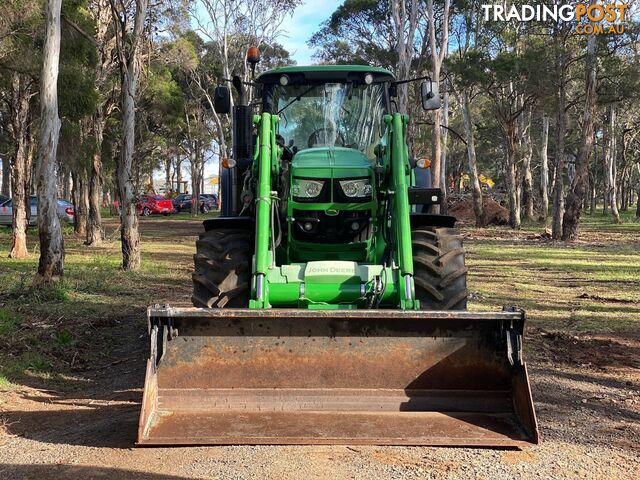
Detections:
291,178,325,199
339,179,372,198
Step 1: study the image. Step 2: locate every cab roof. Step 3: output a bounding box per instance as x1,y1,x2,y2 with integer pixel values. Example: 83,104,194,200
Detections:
256,65,395,85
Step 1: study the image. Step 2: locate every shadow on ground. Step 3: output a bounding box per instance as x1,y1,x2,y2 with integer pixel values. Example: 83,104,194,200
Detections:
0,464,195,480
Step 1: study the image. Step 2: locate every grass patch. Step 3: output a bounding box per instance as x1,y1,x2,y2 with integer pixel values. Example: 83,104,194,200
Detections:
0,309,18,335
465,210,640,334
52,328,77,347
6,277,71,302
0,211,637,392
0,351,51,389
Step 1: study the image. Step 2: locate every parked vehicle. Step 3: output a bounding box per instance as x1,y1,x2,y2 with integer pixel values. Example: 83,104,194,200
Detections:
136,195,174,216
0,194,9,206
172,194,213,213
0,196,74,226
200,194,219,210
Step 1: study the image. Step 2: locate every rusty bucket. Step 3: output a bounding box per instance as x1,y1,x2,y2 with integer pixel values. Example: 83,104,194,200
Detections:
138,306,538,446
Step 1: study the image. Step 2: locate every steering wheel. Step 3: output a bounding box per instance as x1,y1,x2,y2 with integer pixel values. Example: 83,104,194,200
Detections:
307,128,345,148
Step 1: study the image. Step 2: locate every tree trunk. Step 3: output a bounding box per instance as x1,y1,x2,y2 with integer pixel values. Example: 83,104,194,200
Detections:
176,159,183,193
505,125,520,229
551,89,566,238
85,0,114,246
8,73,32,259
35,0,64,281
522,108,534,220
190,143,202,216
111,0,149,270
1,158,10,196
589,172,596,214
439,80,449,214
562,34,597,240
86,115,105,245
551,28,568,239
461,90,483,226
390,0,419,114
72,170,89,236
165,157,171,194
118,69,141,269
59,170,70,200
539,115,550,221
426,0,450,195
620,167,628,211
606,105,621,223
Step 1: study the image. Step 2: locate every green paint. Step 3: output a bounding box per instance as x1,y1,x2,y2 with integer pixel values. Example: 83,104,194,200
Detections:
291,147,372,179
387,113,416,309
262,262,399,307
250,113,276,308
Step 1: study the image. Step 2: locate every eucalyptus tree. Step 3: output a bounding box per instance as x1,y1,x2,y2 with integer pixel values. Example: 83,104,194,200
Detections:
86,0,118,246
109,0,149,270
447,0,490,226
58,0,99,237
562,32,597,240
482,45,541,229
0,0,41,258
425,0,450,192
35,0,64,282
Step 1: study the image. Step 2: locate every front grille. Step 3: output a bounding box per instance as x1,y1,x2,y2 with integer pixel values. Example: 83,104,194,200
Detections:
292,209,372,244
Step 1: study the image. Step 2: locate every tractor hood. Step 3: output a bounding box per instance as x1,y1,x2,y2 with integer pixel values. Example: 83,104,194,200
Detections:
291,147,373,179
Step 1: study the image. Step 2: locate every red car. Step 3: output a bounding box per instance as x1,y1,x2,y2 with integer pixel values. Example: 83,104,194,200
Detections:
136,195,175,216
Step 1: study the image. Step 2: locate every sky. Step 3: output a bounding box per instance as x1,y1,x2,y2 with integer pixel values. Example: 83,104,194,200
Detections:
279,0,342,65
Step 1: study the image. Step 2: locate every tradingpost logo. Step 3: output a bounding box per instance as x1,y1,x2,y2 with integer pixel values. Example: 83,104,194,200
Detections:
481,2,630,35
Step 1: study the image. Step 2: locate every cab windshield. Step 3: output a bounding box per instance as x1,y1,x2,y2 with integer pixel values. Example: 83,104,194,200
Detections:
271,83,386,159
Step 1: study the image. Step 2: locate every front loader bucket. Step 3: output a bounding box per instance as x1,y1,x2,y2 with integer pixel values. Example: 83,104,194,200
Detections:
138,306,538,446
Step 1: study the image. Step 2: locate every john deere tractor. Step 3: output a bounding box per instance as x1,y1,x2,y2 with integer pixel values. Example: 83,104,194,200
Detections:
138,62,538,446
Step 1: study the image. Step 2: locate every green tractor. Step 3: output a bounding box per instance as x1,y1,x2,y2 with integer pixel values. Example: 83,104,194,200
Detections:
138,62,538,446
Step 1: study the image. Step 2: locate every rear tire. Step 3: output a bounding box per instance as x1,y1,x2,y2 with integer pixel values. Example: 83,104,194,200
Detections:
411,227,468,310
192,228,252,308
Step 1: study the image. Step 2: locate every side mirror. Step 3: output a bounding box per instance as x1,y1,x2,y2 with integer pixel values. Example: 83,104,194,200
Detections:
421,81,440,110
214,86,231,114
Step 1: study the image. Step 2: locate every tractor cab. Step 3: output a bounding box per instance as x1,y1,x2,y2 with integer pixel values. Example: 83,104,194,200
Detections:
257,66,393,159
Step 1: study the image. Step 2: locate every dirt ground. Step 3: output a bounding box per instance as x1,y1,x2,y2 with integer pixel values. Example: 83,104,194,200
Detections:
0,217,639,479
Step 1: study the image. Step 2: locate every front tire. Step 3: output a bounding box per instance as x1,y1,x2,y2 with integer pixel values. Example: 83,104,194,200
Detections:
142,207,151,216
411,227,468,310
192,228,252,308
